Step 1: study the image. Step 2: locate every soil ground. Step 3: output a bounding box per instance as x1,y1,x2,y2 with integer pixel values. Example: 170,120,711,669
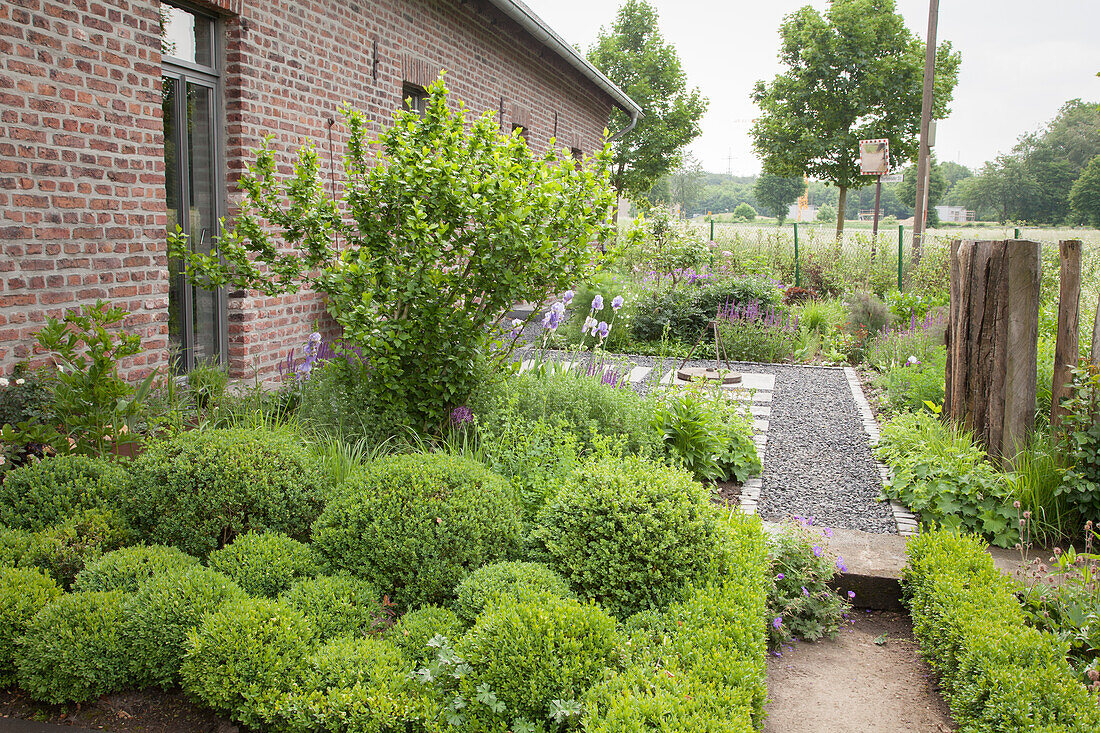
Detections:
764,610,954,733
0,689,233,732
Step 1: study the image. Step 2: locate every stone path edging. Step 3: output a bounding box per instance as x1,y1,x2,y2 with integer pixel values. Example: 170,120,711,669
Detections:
843,367,918,537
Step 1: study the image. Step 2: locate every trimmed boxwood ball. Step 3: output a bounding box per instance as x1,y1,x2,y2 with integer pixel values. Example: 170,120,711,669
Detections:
457,592,620,727
312,452,522,609
0,454,129,532
73,544,199,593
180,596,316,729
454,560,573,624
122,427,328,557
16,590,133,703
19,508,131,589
274,636,416,732
126,565,247,689
385,604,464,664
0,566,62,686
207,531,321,598
529,455,727,618
282,574,386,641
0,527,31,567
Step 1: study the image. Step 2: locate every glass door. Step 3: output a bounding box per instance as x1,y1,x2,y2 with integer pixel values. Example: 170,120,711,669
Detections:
162,4,224,372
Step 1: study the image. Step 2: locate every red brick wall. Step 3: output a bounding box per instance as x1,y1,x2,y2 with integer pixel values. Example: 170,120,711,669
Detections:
0,0,166,378
0,0,616,380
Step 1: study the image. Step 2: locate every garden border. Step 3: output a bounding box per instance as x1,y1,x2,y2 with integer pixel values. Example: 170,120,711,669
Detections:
843,367,918,536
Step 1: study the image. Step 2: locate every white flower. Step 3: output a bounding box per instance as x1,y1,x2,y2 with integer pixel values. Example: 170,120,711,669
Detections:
15,378,25,385
0,378,8,387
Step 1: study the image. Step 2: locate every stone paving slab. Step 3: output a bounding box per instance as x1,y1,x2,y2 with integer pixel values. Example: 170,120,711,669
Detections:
765,522,1027,611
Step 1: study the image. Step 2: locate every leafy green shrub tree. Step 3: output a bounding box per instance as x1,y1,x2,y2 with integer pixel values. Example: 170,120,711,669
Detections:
17,590,133,703
19,508,131,588
9,301,156,457
732,202,757,222
457,592,619,729
274,636,419,732
385,604,464,664
0,454,129,531
312,453,522,609
73,544,199,593
207,531,321,598
123,427,327,557
126,565,246,689
0,567,62,686
281,574,386,641
529,455,729,617
169,77,613,430
454,561,574,624
181,597,316,729
652,387,761,482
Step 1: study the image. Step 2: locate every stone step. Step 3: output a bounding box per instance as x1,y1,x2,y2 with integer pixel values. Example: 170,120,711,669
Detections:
758,523,1025,611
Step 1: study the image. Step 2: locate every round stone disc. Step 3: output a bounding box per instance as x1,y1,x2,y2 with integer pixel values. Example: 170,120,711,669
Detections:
676,367,742,384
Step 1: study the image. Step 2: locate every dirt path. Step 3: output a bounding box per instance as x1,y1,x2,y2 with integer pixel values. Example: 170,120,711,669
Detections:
764,610,954,733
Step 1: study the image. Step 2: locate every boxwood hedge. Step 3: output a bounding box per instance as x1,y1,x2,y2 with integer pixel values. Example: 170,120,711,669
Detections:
903,530,1100,732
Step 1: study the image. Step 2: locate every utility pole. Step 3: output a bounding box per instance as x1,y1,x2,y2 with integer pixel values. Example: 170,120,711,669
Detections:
912,0,939,264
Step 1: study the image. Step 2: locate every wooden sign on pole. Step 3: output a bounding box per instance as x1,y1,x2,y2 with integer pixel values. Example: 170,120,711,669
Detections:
945,239,1040,466
1051,240,1082,432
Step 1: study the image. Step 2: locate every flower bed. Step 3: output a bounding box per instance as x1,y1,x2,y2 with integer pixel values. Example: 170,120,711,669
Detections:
902,529,1100,731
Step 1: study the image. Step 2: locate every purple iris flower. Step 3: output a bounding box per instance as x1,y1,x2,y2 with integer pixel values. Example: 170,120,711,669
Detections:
591,294,604,312
611,295,624,311
597,321,610,339
562,290,575,305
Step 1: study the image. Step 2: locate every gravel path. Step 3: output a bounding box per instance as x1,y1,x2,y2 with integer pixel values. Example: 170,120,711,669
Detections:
508,346,896,534
756,365,895,533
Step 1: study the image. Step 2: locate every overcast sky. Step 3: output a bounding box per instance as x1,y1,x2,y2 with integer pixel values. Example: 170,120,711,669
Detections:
525,0,1100,176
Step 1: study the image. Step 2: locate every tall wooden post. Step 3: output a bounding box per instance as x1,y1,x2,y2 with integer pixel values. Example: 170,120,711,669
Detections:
945,239,1040,466
1051,240,1082,432
912,0,940,264
1091,294,1100,369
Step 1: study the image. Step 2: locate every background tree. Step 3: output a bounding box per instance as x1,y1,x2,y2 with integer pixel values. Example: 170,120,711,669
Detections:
750,0,960,239
897,157,947,221
754,173,806,224
588,0,707,205
1070,154,1100,227
665,153,705,217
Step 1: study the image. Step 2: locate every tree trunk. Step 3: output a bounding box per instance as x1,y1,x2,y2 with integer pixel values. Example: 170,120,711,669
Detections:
836,186,847,240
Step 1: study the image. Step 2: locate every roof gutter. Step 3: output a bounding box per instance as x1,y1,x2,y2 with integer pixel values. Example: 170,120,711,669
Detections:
482,0,643,139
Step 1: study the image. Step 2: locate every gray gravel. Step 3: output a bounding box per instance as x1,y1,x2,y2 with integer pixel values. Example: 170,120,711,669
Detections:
755,365,895,533
508,346,896,534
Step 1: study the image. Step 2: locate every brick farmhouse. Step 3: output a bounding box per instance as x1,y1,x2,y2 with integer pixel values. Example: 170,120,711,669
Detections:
0,0,640,379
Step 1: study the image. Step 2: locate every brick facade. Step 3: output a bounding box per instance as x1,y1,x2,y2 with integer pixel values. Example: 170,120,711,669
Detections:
0,0,619,380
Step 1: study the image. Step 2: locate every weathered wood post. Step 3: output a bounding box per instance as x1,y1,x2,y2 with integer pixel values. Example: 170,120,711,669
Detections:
1051,240,1082,432
944,239,1040,467
1092,294,1100,369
